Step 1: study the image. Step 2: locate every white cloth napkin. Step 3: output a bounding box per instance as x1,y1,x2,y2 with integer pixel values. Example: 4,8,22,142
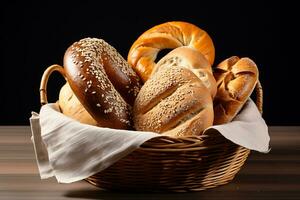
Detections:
30,98,269,183
206,99,270,153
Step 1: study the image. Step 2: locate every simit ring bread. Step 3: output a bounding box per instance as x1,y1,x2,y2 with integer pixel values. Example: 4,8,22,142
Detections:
213,56,259,125
153,46,217,98
64,38,141,129
58,83,97,126
128,21,215,81
133,66,214,137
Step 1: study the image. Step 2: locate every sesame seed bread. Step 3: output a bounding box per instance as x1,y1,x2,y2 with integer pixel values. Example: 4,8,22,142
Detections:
133,66,214,137
153,46,217,98
213,56,259,125
58,83,97,126
127,21,215,82
64,38,141,129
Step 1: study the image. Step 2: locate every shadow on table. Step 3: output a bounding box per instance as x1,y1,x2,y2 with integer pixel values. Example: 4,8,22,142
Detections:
64,189,219,200
64,188,300,200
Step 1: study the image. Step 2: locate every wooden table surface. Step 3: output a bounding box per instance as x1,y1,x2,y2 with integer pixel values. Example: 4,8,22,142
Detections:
0,126,299,200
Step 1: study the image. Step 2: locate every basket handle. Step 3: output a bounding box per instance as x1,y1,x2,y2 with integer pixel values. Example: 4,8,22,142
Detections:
39,64,66,105
255,80,263,114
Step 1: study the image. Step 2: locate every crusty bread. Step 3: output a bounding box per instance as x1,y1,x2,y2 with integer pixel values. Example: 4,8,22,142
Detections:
213,56,259,125
127,21,215,81
133,66,213,137
153,46,217,98
58,83,97,126
64,38,141,129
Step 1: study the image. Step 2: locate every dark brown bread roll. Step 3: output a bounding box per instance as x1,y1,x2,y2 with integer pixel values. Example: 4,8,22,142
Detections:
64,38,141,129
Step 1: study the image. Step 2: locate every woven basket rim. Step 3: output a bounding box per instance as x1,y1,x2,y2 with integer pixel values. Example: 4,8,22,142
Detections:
140,81,263,150
39,65,263,152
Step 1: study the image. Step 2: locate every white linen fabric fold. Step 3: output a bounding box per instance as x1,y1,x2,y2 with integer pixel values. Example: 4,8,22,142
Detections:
30,98,269,183
207,99,270,153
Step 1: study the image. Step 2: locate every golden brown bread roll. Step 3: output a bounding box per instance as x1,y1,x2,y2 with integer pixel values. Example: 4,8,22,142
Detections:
153,46,217,98
128,21,215,82
64,38,141,129
133,66,214,137
58,83,97,126
213,56,259,125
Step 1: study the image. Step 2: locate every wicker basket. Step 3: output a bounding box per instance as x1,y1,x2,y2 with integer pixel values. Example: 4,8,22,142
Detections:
40,64,263,192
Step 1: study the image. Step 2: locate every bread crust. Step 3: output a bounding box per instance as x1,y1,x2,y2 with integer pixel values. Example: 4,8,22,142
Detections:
64,38,141,129
128,21,215,81
213,56,259,125
154,46,217,98
133,66,213,137
58,83,97,126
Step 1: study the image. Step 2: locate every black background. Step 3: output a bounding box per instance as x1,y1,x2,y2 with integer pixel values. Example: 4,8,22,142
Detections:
1,1,292,125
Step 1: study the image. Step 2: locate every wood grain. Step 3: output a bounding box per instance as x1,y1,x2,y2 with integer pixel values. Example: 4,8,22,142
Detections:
0,126,299,200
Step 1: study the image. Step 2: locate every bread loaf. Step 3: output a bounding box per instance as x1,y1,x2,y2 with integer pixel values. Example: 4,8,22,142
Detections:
133,66,213,137
213,56,259,124
58,83,97,126
128,21,215,81
64,38,141,129
153,46,217,98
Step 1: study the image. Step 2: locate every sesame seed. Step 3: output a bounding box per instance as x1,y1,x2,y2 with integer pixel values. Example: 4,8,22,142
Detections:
69,37,138,121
